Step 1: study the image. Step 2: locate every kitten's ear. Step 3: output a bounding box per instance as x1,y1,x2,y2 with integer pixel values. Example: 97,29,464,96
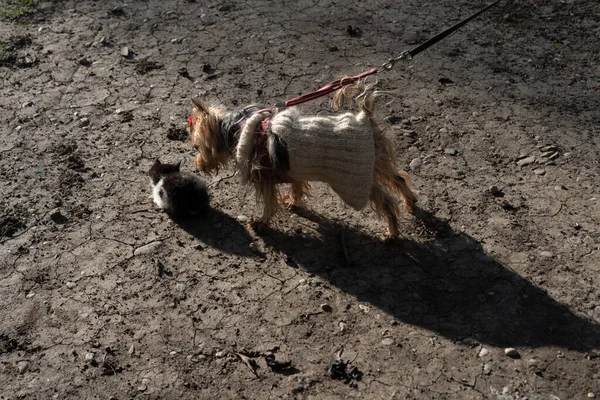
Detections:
152,159,161,168
192,98,208,113
176,160,182,171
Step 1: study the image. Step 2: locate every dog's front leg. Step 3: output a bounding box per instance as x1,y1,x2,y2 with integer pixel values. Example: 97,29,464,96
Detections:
249,179,279,233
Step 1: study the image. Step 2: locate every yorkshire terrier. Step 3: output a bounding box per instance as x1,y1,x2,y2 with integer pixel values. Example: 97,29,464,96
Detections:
187,81,417,239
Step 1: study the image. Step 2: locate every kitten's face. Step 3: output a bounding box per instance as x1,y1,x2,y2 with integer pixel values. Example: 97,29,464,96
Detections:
148,159,181,184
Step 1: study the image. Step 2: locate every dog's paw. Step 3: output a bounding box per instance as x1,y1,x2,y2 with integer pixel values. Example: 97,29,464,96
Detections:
280,193,302,210
248,220,269,234
381,232,398,244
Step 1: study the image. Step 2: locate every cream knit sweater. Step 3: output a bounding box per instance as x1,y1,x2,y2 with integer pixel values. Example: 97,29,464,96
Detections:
237,108,375,210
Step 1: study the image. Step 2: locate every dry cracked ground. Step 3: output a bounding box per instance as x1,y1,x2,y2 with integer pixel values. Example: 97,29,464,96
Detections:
1,0,599,399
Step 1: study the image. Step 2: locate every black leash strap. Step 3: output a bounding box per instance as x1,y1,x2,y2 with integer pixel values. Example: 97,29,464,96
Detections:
382,0,502,70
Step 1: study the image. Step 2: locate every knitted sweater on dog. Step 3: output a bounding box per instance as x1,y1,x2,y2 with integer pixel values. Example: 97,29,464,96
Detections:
254,108,375,210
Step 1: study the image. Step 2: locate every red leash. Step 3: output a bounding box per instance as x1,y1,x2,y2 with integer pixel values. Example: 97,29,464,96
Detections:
276,67,379,108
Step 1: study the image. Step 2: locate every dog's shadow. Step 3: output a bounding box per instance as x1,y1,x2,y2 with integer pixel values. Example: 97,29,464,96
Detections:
261,207,600,351
171,207,262,258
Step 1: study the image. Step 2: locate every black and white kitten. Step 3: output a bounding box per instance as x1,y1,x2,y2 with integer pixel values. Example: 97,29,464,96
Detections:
148,159,210,218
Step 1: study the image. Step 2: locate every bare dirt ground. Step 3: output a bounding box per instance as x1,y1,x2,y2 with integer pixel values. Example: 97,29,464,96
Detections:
1,0,599,398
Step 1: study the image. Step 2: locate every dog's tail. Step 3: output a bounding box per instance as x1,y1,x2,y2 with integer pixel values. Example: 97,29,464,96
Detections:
330,78,377,117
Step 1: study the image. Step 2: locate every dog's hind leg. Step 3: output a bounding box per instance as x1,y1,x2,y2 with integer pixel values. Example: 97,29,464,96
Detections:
369,182,401,241
281,181,310,209
393,170,417,213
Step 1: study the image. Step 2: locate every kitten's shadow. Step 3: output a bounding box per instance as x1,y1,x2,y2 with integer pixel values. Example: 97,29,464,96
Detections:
172,207,261,258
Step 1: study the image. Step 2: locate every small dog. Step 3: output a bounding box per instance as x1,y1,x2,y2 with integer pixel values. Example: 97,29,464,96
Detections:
187,81,416,239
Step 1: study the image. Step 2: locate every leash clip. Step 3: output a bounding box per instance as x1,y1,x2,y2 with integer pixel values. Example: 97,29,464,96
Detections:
381,51,412,71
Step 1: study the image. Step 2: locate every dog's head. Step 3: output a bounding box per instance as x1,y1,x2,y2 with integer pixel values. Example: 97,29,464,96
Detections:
188,99,229,174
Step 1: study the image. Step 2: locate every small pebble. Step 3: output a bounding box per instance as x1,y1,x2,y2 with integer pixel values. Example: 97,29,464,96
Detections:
527,358,538,367
587,392,595,398
170,350,177,356
338,321,347,333
237,215,249,223
17,361,29,374
517,156,536,167
66,281,76,289
134,241,163,256
478,347,490,357
79,117,90,127
358,304,370,313
483,363,492,375
409,158,422,171
215,350,226,358
381,338,394,346
439,127,448,134
444,148,458,156
534,168,546,175
540,251,554,258
85,353,95,361
138,385,147,392
504,347,520,358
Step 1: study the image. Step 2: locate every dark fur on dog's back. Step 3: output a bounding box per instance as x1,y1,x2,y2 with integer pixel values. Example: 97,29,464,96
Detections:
219,105,261,152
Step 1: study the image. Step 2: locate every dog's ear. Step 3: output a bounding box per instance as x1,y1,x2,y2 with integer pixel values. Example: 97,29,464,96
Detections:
192,98,208,113
152,158,161,168
175,160,182,171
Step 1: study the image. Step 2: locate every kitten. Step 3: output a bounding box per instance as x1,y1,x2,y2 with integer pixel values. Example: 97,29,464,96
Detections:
148,159,210,218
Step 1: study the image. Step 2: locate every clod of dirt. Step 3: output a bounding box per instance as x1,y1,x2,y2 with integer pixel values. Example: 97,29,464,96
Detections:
384,115,404,125
346,25,362,37
109,6,125,16
51,141,77,157
119,111,134,123
265,353,299,375
0,35,37,68
489,185,504,197
328,359,363,385
178,67,191,79
202,64,215,74
78,57,92,67
135,59,162,75
166,126,188,141
66,154,86,171
50,209,68,225
439,77,454,85
0,216,25,237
